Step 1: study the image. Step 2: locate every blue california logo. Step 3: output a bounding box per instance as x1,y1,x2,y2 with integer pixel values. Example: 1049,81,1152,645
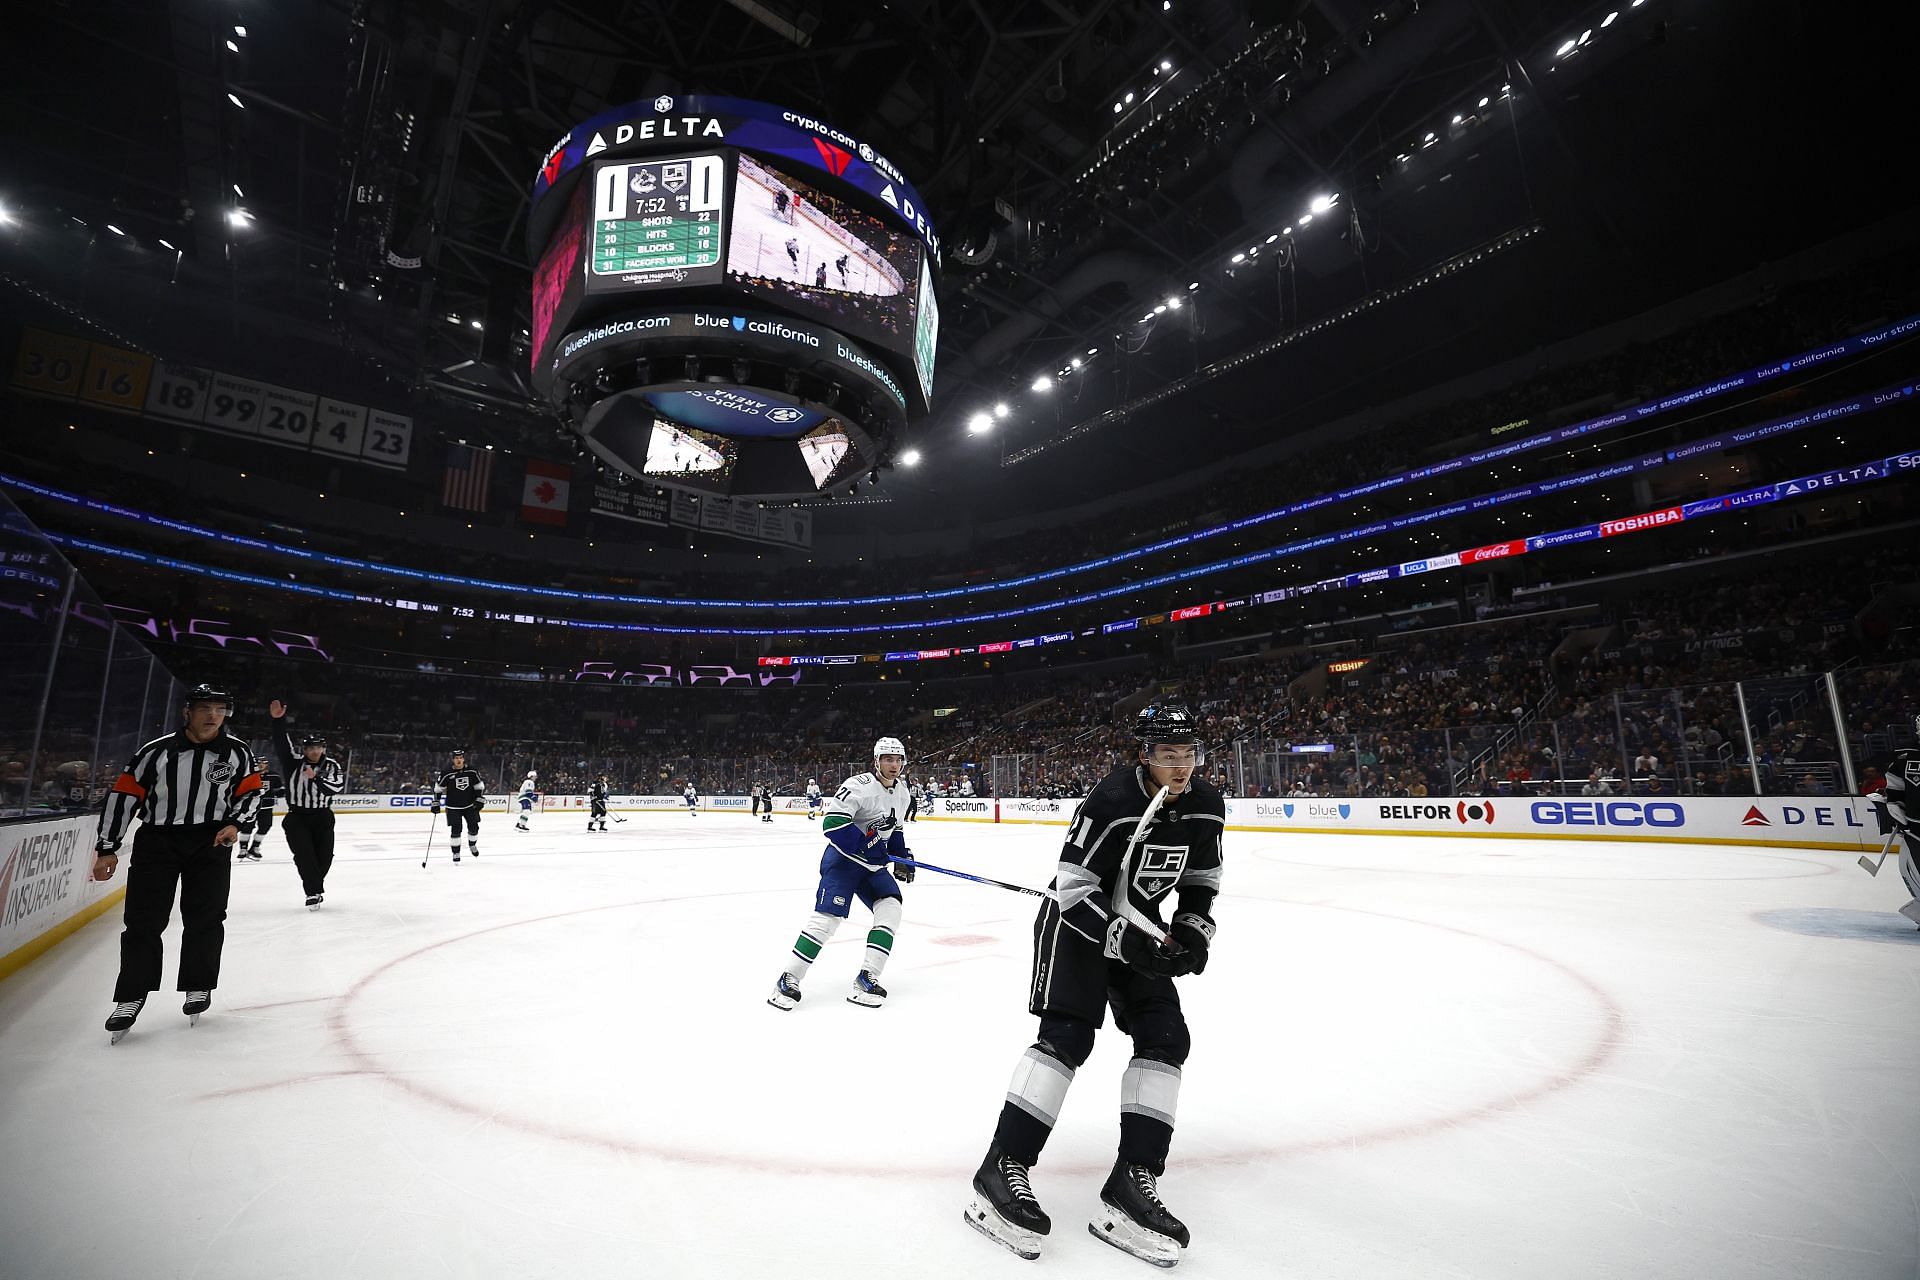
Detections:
731,316,746,331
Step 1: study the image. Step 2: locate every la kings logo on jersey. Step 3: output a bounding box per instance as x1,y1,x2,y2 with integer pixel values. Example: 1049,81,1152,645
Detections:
1131,843,1187,900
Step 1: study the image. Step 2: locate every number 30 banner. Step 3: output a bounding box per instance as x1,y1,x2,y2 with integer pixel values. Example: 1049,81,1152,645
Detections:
11,327,411,471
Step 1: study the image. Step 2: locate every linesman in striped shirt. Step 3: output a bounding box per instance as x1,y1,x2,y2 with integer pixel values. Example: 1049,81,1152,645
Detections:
268,699,346,909
92,683,262,1040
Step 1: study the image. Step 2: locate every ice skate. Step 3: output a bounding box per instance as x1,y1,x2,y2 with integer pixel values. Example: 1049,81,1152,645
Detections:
182,990,211,1026
965,1146,1050,1260
305,893,322,910
1089,1160,1188,1267
767,972,802,1010
847,970,887,1007
105,997,145,1045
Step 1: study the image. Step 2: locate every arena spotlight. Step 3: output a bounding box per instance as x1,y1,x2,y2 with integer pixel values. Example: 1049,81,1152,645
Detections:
227,92,245,108
1310,193,1338,213
1556,38,1576,56
900,449,922,466
1231,252,1246,263
968,412,993,433
1602,9,1619,25
1152,305,1166,315
1070,356,1083,368
994,401,1011,418
470,318,483,330
226,38,239,51
1031,375,1053,393
234,24,246,35
1165,296,1181,310
1159,59,1172,71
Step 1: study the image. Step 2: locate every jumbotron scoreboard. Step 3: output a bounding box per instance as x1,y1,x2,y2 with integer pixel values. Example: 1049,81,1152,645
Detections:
527,95,941,500
587,153,727,290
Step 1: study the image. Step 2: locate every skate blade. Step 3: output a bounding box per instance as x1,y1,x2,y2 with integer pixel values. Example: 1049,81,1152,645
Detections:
189,1014,200,1027
1089,1214,1182,1268
846,991,885,1008
108,1029,131,1045
1900,900,1920,926
964,1199,1042,1260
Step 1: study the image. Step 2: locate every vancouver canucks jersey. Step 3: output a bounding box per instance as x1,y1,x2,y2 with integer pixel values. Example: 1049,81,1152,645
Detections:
822,771,910,870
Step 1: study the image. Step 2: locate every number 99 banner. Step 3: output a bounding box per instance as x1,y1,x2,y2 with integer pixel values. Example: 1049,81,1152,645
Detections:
11,327,412,471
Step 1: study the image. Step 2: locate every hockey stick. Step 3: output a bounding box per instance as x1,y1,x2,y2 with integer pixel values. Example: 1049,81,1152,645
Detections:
887,854,1175,945
421,810,441,868
888,854,1048,899
1114,785,1174,945
1858,829,1900,876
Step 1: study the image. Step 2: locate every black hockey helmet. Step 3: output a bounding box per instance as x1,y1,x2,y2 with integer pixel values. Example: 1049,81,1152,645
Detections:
1135,703,1200,745
252,754,268,768
183,683,233,711
451,747,468,759
300,732,327,748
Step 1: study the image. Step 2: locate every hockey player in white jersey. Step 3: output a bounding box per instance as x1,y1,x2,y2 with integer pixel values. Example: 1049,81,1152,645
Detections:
806,777,822,818
768,738,914,1010
684,781,699,816
515,771,538,831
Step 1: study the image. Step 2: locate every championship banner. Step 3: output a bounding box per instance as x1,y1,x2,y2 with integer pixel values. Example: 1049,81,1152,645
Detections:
591,481,670,526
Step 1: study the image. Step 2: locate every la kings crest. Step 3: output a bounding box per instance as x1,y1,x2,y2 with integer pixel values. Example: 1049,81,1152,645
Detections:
1132,843,1187,900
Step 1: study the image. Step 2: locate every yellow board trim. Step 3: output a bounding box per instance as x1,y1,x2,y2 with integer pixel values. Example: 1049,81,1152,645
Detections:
0,885,126,985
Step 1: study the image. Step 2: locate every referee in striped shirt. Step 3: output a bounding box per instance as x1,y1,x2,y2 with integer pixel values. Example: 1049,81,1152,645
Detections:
92,683,262,1038
268,698,346,909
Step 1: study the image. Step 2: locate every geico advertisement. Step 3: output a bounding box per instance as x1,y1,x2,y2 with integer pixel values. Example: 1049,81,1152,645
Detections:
1221,796,1880,850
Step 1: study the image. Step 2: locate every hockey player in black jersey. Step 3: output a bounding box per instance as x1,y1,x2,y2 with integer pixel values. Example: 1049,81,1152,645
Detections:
1866,716,1920,928
237,754,284,860
588,775,611,831
967,704,1224,1267
433,750,486,862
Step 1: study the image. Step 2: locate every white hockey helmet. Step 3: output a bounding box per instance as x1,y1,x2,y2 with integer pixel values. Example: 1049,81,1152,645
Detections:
873,736,905,762
527,770,538,779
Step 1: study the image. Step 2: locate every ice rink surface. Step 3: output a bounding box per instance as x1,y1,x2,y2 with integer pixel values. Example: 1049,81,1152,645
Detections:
2,811,1916,1280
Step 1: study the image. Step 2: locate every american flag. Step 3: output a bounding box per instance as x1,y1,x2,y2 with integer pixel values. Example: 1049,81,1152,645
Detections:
440,443,494,512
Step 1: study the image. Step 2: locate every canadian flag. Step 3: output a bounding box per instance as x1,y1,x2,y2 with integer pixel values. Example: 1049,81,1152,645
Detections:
520,458,572,526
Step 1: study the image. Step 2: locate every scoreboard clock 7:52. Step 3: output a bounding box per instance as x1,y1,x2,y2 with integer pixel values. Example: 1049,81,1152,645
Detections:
586,152,728,292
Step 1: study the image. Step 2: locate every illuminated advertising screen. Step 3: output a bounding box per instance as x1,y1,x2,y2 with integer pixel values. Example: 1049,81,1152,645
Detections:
642,385,823,438
643,421,736,487
726,153,922,362
586,152,729,292
530,183,587,371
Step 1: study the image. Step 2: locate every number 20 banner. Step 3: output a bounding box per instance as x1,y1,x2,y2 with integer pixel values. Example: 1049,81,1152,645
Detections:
10,327,412,471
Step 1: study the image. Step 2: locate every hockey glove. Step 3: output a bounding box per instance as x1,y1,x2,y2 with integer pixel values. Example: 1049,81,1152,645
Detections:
431,804,441,815
1170,911,1215,975
1104,918,1197,978
894,858,915,883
